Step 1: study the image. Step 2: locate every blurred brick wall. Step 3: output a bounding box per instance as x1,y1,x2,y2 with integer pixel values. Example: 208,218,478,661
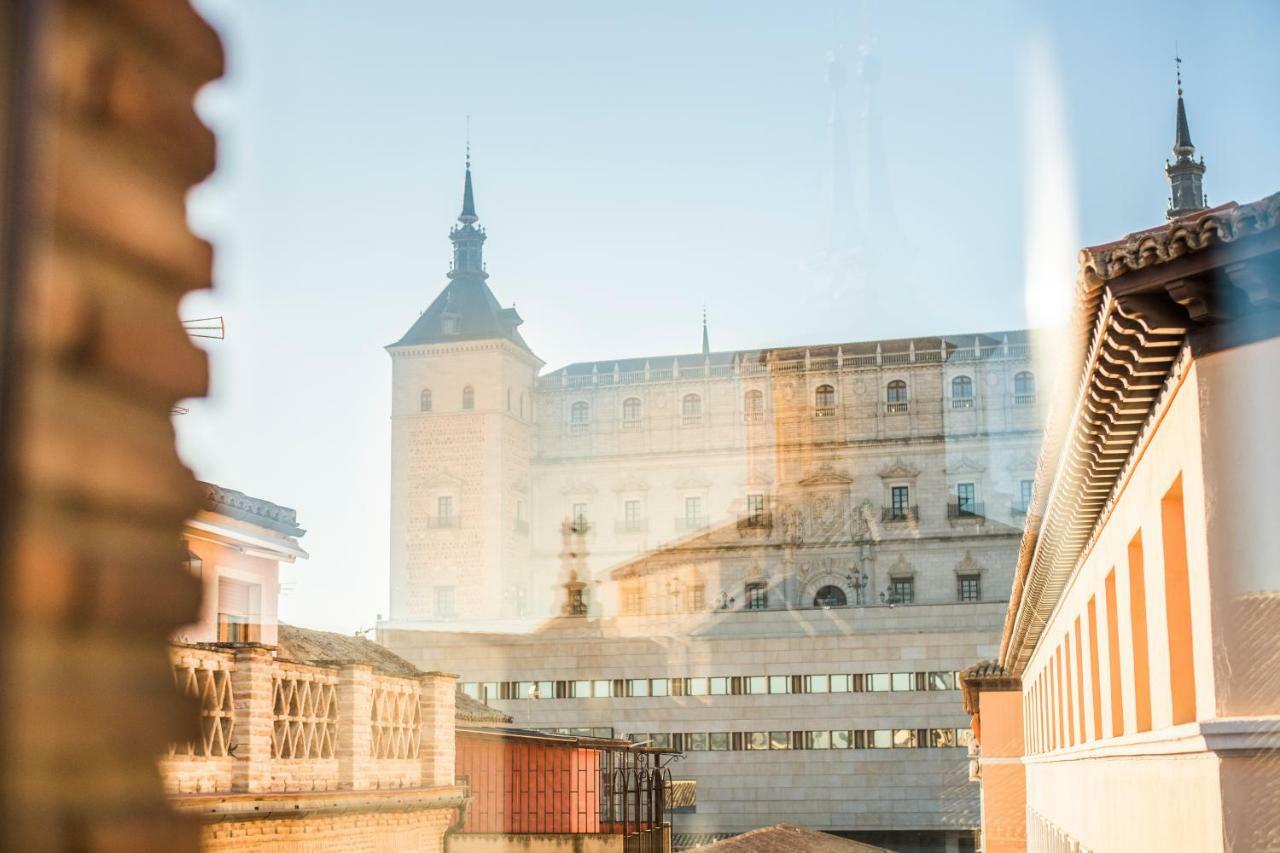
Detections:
1,0,222,849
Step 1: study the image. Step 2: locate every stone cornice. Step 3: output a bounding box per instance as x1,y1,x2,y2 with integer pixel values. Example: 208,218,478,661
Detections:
200,481,305,538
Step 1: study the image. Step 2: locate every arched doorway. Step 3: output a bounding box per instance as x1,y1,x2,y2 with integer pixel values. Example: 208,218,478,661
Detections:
813,585,847,608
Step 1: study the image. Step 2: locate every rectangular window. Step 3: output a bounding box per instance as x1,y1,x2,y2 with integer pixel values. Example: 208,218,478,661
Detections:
1105,569,1124,737
768,675,789,694
629,679,650,697
630,733,648,745
870,730,892,749
889,577,914,604
1019,479,1034,510
709,677,729,696
433,586,455,618
892,729,918,748
688,678,708,696
930,728,957,748
216,577,262,643
572,502,588,526
515,681,535,699
746,493,765,524
746,582,768,610
1161,476,1197,725
437,495,454,522
891,672,914,692
928,671,955,691
1087,596,1103,741
769,731,791,750
481,682,500,702
623,586,643,615
745,676,767,695
830,674,851,693
651,678,670,697
573,680,590,698
746,732,769,751
684,496,703,527
624,500,642,531
957,574,981,602
686,732,708,751
832,730,852,749
592,679,611,698
651,733,673,749
460,683,479,699
806,674,830,693
1128,533,1153,733
957,482,976,515
868,673,890,692
709,732,729,751
691,585,705,610
808,731,831,749
891,485,910,519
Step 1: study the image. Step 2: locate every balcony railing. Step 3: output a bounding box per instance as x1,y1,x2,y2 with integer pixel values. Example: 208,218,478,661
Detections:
569,421,590,434
426,515,461,529
950,397,975,409
680,414,703,427
813,407,836,418
881,506,919,523
568,519,592,535
736,512,773,532
621,418,643,431
217,614,260,644
886,401,909,414
946,501,985,520
1014,393,1037,405
616,519,649,534
743,410,764,423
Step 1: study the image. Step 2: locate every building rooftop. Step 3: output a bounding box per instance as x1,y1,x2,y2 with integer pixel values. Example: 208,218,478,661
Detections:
683,824,891,852
200,482,305,538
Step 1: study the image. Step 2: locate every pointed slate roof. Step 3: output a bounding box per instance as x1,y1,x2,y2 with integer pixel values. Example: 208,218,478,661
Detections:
389,275,534,353
1174,93,1193,154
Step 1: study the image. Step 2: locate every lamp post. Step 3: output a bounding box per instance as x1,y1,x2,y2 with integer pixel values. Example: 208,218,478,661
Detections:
846,568,869,605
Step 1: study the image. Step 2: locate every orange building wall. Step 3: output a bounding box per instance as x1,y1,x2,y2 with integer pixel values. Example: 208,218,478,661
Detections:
976,690,1025,853
456,735,603,834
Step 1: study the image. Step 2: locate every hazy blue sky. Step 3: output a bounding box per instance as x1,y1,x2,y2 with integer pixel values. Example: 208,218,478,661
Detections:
180,1,1280,633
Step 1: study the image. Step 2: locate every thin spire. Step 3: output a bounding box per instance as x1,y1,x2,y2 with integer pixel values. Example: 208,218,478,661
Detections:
460,117,477,223
701,307,710,356
1165,50,1206,220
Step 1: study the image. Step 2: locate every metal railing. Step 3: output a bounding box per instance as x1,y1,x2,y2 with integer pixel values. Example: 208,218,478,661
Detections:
886,401,910,414
950,397,975,409
881,506,919,523
426,515,460,529
1014,393,1037,405
946,501,985,520
736,512,773,532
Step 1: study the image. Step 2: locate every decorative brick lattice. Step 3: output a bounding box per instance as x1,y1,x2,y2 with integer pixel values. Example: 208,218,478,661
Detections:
170,661,235,758
370,678,422,759
271,667,338,759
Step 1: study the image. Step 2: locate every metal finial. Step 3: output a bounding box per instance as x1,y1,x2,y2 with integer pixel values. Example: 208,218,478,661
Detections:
1175,48,1182,97
465,115,471,168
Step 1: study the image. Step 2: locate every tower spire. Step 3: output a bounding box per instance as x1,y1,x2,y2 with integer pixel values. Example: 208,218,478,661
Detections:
1166,52,1207,220
701,307,710,356
449,123,486,279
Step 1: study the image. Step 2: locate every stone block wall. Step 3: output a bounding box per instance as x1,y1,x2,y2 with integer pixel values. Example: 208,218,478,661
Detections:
0,0,222,849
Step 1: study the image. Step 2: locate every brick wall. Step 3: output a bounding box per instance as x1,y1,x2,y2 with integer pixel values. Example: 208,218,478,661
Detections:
202,806,455,853
0,0,222,850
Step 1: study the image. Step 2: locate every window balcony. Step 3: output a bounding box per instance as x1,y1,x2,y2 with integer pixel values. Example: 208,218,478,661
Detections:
621,418,642,431
568,519,592,535
950,397,975,409
426,515,461,529
743,410,764,423
813,407,836,419
1014,393,1037,406
569,421,590,434
881,506,919,523
1010,502,1028,516
736,512,773,532
681,414,704,427
885,401,910,414
615,519,648,534
216,614,261,644
946,501,985,521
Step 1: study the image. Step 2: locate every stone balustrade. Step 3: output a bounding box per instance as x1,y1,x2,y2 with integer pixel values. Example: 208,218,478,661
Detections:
160,644,456,797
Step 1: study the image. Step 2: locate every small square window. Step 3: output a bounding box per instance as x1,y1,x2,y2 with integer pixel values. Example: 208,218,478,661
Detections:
928,671,955,691
832,730,852,749
930,728,958,748
806,674,829,693
746,732,769,750
868,673,891,692
686,732,708,751
891,672,914,692
769,731,791,750
709,732,730,751
830,674,851,693
746,676,767,695
709,677,729,696
746,582,768,610
592,679,611,698
888,577,914,604
958,574,981,602
573,680,590,698
808,731,831,749
651,679,670,697
892,729,918,748
687,678,708,696
651,732,673,749
870,730,892,749
629,679,650,697
768,675,789,694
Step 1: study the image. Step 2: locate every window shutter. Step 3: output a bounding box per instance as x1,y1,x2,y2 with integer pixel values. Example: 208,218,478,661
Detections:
217,577,251,615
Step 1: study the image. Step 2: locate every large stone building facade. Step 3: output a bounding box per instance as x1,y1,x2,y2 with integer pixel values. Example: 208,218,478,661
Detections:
380,162,1043,850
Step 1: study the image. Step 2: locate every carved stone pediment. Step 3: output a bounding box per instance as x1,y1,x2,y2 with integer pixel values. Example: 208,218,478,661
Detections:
421,468,464,488
1005,452,1039,473
798,463,853,487
887,552,913,577
945,455,987,475
614,476,649,493
674,475,712,491
878,458,920,480
956,550,984,575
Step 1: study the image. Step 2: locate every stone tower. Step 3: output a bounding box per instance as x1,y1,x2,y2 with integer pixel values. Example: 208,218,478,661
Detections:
1166,55,1207,220
386,153,541,625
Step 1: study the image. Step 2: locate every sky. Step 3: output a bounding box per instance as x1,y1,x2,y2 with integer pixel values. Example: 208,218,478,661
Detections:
179,0,1280,633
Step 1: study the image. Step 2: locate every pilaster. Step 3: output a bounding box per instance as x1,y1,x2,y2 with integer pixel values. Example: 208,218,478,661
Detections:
230,645,275,792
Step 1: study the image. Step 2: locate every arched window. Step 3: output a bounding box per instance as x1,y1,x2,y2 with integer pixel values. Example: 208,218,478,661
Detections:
815,384,836,413
886,380,909,412
1014,371,1036,403
814,585,847,608
744,389,765,421
951,376,973,408
622,397,642,424
682,394,702,426
570,400,590,432
420,389,432,412
462,385,474,410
